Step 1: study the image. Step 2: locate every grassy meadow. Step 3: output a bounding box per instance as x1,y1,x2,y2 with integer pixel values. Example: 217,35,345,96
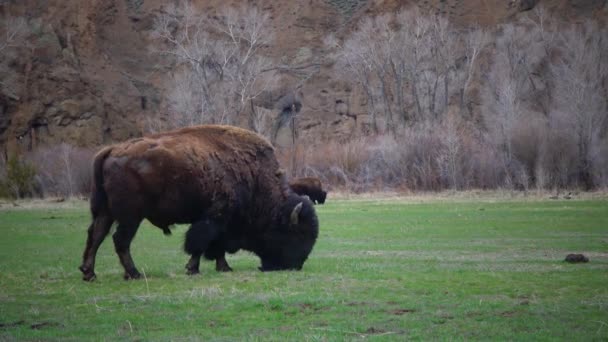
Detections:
0,195,607,340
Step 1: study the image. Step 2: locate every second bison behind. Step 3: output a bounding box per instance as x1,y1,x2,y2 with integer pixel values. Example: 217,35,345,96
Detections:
79,125,319,281
289,177,327,204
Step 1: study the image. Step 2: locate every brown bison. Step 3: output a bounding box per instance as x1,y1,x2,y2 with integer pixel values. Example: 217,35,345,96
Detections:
289,177,327,204
79,125,318,281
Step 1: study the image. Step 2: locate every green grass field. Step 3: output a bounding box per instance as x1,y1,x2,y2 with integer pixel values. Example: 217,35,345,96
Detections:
0,197,607,341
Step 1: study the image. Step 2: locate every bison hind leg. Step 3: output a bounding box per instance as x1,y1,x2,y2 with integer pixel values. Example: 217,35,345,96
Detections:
204,240,233,272
112,221,144,280
80,214,114,281
184,219,222,275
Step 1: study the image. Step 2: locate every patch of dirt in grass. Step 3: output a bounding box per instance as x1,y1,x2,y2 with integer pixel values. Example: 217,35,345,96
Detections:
296,303,329,312
345,301,369,306
364,327,386,334
0,320,25,329
465,311,483,317
433,311,455,324
0,320,61,330
389,308,416,315
30,321,62,330
500,310,518,317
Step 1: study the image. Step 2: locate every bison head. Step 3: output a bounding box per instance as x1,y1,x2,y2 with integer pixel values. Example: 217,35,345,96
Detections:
258,195,318,271
317,190,327,204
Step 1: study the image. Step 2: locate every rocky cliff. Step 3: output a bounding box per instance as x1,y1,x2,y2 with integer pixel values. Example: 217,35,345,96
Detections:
0,0,605,157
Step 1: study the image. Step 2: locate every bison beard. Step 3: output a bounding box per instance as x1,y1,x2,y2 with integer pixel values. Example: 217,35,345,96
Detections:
79,125,319,281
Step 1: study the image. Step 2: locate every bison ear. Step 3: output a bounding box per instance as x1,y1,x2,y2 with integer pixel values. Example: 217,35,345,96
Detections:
301,195,310,201
290,202,303,225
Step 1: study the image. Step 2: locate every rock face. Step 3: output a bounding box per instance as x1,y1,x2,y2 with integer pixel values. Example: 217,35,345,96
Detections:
0,0,603,157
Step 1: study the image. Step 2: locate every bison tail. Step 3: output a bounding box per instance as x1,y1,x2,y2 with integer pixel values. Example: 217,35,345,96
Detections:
90,146,113,218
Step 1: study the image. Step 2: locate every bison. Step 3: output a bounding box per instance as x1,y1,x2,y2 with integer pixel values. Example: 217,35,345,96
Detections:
289,177,327,204
79,125,319,281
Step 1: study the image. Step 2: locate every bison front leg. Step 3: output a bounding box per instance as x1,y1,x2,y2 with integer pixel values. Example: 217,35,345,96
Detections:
80,215,114,281
112,222,142,280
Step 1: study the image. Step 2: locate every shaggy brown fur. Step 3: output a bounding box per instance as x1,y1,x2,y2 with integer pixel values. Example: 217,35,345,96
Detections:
289,177,327,204
79,125,318,281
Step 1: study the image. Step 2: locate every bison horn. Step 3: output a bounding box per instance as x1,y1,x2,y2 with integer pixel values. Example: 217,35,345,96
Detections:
290,202,303,225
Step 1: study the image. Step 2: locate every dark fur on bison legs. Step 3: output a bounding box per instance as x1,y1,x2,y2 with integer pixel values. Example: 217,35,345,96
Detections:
112,222,143,280
80,214,114,281
185,252,232,274
215,255,233,272
184,219,223,275
185,254,201,275
205,240,233,272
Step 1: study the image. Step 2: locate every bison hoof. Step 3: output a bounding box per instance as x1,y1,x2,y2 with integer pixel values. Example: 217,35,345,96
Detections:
123,271,142,280
216,265,233,272
186,269,200,276
82,273,97,281
79,265,97,281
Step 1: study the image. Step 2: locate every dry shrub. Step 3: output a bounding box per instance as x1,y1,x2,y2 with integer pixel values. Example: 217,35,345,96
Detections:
284,122,481,192
0,155,38,198
0,157,5,180
403,126,444,190
466,139,502,189
283,139,371,189
511,117,544,186
27,144,95,197
591,137,608,188
536,129,577,189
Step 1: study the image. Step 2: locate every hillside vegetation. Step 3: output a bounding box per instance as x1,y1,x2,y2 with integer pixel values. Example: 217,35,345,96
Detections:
0,0,606,196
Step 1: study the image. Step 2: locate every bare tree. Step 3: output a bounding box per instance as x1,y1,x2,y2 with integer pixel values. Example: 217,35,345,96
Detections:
437,113,463,189
482,23,547,186
333,8,469,134
336,15,399,133
0,17,26,53
426,15,458,119
152,4,277,130
27,143,93,197
0,16,29,101
60,144,75,197
549,23,608,189
458,27,487,117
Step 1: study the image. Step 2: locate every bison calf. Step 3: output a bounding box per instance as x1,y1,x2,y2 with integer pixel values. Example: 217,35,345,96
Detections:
289,177,327,204
79,125,318,281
